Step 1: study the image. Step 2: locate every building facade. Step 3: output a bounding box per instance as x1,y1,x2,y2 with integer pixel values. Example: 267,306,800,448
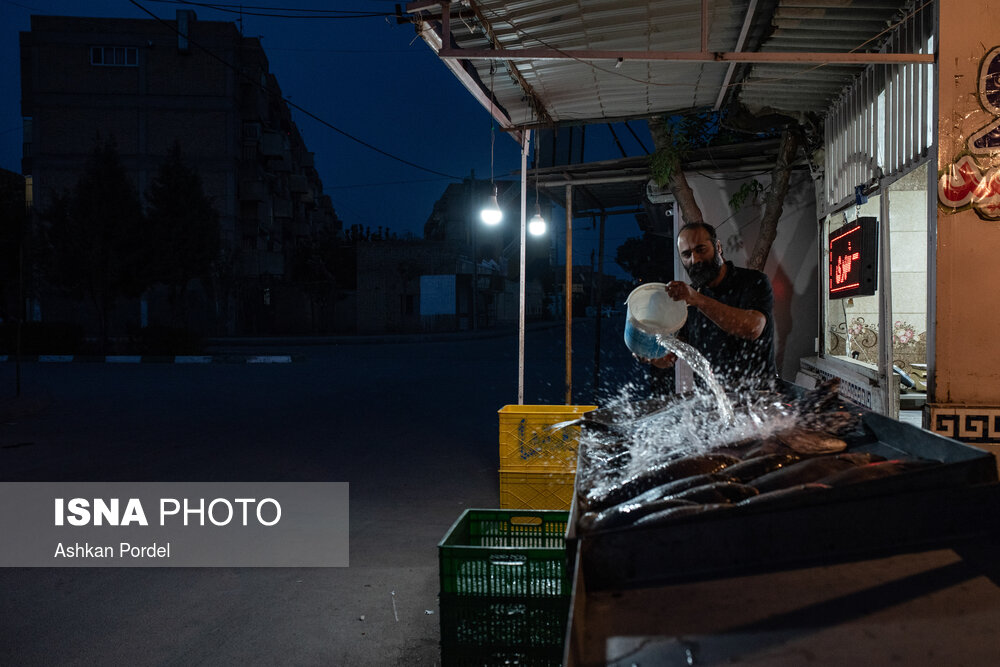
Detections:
20,11,339,335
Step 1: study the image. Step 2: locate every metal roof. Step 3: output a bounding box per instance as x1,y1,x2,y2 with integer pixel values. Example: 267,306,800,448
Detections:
404,0,930,135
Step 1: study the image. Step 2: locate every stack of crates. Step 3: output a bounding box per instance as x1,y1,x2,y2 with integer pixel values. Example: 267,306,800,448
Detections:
498,404,596,510
438,509,571,666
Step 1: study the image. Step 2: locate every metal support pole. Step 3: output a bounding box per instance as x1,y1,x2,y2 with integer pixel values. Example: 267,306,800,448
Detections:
593,212,606,402
518,129,530,405
565,185,573,404
878,186,896,419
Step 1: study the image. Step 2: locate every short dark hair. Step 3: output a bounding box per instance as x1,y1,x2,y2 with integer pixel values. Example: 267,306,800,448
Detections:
679,221,718,244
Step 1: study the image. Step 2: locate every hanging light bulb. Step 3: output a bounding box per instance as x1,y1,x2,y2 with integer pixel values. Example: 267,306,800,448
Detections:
481,185,502,225
528,202,546,236
480,62,502,227
528,134,546,236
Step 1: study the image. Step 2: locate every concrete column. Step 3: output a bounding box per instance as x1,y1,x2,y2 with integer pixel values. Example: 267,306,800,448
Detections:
930,0,1000,449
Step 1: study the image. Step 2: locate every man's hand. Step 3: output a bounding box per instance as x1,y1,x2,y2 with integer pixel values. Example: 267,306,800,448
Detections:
665,280,699,305
634,352,678,369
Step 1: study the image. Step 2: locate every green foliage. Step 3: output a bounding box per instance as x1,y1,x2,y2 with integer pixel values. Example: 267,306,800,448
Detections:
0,321,84,354
129,324,204,355
729,179,765,212
145,142,221,293
43,137,148,318
0,173,26,320
615,233,674,283
649,111,746,186
289,223,356,297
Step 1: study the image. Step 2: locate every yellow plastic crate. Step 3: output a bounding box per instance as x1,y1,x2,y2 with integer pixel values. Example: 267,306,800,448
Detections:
499,470,576,510
498,404,596,471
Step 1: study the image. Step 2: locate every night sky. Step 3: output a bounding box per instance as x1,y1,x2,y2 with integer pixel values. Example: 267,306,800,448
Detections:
1,0,644,277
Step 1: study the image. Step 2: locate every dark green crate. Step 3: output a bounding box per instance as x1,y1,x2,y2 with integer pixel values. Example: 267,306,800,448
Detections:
438,509,571,597
439,594,570,667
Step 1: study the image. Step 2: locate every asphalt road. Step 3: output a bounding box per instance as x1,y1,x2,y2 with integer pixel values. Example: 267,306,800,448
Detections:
0,317,638,666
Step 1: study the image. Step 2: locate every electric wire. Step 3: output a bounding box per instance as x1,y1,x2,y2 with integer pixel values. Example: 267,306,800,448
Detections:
144,0,393,19
127,0,464,181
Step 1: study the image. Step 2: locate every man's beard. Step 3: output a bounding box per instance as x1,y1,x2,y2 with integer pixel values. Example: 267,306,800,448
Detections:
686,254,723,288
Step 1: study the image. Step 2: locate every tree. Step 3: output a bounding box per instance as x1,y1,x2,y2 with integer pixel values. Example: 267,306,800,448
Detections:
0,173,26,322
145,142,221,325
615,233,674,283
744,129,801,271
43,138,148,348
647,113,720,226
288,223,354,332
647,109,806,271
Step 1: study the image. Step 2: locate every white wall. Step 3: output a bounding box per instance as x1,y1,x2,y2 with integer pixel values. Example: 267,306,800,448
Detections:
686,170,819,382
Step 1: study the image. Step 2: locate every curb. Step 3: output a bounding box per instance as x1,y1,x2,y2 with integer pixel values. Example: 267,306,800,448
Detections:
0,354,300,364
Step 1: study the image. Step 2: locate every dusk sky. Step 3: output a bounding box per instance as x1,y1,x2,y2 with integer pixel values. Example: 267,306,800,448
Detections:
1,0,646,277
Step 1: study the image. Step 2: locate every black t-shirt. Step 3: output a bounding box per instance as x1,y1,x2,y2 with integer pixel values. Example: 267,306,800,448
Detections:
679,261,777,391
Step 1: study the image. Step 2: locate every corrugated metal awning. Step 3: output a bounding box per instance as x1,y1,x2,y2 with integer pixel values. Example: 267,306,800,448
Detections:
404,0,929,137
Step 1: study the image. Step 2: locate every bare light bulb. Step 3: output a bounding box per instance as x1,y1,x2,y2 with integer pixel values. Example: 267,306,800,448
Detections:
480,193,502,225
528,212,546,236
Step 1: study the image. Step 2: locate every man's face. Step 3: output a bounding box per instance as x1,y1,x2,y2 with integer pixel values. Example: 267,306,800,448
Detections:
677,227,723,288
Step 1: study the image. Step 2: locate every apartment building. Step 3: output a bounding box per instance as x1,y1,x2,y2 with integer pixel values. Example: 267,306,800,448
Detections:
19,11,339,333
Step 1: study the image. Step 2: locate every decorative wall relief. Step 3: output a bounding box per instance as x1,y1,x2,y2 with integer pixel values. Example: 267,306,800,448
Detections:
939,46,1000,220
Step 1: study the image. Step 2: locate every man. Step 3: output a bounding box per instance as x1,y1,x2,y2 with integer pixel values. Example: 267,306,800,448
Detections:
642,221,777,391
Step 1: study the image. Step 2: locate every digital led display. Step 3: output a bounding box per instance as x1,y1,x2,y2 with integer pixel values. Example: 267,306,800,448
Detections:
828,217,878,299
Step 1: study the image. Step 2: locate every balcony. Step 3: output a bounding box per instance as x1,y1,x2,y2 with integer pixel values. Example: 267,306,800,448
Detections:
239,180,267,202
272,198,293,219
241,249,285,277
260,131,286,157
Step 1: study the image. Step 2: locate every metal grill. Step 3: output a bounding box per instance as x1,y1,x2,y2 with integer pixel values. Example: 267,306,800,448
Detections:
824,1,935,210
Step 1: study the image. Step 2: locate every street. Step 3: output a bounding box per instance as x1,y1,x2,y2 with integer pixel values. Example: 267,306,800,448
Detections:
0,318,636,665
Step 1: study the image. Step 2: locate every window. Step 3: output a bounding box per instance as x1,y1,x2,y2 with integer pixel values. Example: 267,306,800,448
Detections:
90,46,138,67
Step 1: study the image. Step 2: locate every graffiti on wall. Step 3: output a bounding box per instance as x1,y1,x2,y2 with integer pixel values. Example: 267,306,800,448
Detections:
939,46,1000,220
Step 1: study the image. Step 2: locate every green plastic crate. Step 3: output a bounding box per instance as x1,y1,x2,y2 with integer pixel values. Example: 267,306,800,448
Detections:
438,509,571,596
439,594,569,667
438,509,571,666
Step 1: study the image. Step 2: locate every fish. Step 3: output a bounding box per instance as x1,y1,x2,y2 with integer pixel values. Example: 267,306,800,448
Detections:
579,476,755,532
632,503,732,527
579,453,741,512
674,481,760,504
624,472,738,505
789,378,866,435
817,459,937,487
578,498,698,533
774,427,848,455
737,483,832,506
749,452,881,492
717,452,800,483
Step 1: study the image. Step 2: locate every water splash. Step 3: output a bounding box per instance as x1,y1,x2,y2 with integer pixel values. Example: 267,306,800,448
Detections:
575,343,802,502
655,334,735,426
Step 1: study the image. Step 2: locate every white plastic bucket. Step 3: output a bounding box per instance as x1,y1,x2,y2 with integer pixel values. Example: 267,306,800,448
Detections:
623,282,687,358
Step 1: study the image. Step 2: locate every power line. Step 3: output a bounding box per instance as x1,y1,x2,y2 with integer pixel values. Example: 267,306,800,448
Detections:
127,0,464,181
143,0,393,19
